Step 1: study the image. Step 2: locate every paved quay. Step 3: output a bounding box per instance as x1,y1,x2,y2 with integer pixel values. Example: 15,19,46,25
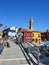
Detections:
0,40,29,65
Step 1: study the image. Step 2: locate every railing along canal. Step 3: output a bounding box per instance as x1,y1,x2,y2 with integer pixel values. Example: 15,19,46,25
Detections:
21,42,41,65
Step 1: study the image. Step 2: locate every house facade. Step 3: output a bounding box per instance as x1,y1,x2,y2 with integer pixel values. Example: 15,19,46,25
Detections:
32,31,41,43
22,30,32,43
41,30,49,41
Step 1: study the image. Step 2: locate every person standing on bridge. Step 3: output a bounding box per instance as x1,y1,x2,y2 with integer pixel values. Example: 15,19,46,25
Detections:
5,37,10,47
18,32,23,45
17,28,23,45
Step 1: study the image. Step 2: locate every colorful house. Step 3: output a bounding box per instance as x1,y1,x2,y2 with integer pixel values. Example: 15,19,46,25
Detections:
3,28,10,37
0,23,3,39
22,29,32,43
0,32,2,39
32,31,41,43
41,32,46,41
41,30,49,41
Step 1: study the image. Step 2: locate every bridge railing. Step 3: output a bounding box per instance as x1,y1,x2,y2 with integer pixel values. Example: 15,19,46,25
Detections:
21,42,41,65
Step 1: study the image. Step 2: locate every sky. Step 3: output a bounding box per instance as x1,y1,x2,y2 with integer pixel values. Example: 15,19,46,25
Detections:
0,0,49,32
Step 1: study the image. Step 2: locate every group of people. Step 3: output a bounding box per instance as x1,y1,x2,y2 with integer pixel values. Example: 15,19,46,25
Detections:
0,36,10,54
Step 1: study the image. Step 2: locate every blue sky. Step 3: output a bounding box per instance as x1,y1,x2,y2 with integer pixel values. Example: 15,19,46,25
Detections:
0,0,49,32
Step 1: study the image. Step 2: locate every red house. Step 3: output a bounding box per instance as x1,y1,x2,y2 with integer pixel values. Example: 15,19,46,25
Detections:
41,30,49,41
22,29,32,43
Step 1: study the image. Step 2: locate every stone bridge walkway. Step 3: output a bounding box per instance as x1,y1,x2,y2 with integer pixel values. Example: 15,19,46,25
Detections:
0,40,29,65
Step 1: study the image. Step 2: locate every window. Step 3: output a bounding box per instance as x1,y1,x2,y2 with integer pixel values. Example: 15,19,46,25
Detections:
32,39,34,41
30,39,31,41
0,34,1,36
32,34,34,37
38,34,41,37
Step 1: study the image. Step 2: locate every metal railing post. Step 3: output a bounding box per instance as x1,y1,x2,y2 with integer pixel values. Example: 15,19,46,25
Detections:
37,47,40,65
28,42,30,53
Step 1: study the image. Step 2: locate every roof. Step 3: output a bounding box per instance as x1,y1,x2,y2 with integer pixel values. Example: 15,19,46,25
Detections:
22,29,32,32
3,28,10,31
10,30,15,32
32,31,41,33
41,30,49,33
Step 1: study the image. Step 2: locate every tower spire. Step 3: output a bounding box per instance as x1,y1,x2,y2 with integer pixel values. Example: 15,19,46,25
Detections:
29,17,33,30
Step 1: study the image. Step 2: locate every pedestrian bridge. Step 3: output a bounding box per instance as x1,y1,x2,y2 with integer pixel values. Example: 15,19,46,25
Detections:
0,40,45,65
0,41,29,65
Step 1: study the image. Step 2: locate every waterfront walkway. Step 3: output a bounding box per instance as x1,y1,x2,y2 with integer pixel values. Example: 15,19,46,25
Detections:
0,40,29,65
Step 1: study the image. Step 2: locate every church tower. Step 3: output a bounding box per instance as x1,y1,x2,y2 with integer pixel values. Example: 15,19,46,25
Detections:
29,17,33,30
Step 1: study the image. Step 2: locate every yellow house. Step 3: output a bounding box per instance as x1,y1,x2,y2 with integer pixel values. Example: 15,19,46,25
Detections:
32,31,41,43
0,32,2,40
